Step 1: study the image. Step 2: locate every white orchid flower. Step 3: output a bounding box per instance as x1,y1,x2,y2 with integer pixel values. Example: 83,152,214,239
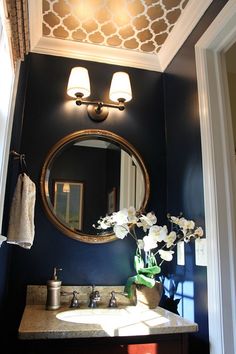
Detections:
143,235,158,252
158,249,174,261
148,225,168,242
165,231,177,248
127,206,138,224
179,217,195,230
146,212,157,225
170,216,180,225
128,206,136,216
137,212,157,231
94,208,203,274
112,209,128,225
178,217,188,229
113,224,129,239
97,217,112,229
187,220,195,229
194,227,204,237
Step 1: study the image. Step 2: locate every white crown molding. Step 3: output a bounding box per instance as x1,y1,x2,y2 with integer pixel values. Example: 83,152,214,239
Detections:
28,0,43,50
30,36,162,72
158,0,213,71
28,0,212,72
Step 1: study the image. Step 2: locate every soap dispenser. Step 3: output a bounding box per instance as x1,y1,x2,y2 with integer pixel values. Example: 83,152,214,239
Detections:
46,267,62,310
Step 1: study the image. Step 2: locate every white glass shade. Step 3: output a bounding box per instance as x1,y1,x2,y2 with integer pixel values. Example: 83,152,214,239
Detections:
67,67,91,98
63,183,70,193
109,72,132,102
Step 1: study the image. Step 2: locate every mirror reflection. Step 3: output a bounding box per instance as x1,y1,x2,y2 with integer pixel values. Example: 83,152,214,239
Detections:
40,130,150,243
53,181,84,231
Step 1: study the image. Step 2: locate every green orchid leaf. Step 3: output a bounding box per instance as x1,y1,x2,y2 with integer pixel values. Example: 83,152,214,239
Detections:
124,273,158,299
138,265,161,276
134,254,144,272
124,275,138,298
136,274,156,288
147,253,158,267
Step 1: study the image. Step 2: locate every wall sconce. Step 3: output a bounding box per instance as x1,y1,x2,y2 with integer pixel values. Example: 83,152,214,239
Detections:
67,67,132,121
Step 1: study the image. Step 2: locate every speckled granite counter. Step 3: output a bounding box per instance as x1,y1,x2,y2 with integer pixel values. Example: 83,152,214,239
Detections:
18,286,198,340
19,304,198,340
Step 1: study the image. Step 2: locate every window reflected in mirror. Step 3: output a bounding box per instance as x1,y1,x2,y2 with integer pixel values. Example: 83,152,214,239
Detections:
53,181,84,231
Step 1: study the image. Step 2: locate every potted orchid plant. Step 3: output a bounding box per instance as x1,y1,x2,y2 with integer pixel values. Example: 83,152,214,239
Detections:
94,207,204,299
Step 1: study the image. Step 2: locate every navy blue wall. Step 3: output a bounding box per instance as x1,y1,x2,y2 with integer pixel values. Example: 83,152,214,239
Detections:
3,53,166,340
164,0,228,353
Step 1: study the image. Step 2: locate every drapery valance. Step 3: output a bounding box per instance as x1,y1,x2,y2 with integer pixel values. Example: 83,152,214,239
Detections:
5,0,30,63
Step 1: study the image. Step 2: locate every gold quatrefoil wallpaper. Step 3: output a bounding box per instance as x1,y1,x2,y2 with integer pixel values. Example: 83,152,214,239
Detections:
42,0,189,55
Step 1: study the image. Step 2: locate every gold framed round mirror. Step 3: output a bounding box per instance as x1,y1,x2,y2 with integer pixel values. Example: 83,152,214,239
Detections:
40,129,150,243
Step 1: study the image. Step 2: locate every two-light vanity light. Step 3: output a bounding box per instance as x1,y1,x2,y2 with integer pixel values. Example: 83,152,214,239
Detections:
67,67,132,121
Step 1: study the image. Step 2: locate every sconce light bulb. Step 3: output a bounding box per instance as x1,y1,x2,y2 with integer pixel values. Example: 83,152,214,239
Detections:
67,67,91,98
109,72,132,103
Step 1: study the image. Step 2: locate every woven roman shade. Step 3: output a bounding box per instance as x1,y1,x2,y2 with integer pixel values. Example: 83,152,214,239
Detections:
5,0,29,63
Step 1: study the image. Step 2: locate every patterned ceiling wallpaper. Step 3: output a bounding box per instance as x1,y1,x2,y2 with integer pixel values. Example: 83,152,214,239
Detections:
42,0,189,55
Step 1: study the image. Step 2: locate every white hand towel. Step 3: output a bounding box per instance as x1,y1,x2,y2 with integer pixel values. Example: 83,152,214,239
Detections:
7,173,36,249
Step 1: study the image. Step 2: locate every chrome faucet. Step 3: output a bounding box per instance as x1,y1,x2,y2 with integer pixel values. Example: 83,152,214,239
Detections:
108,291,117,308
88,285,101,308
107,291,128,308
69,291,80,308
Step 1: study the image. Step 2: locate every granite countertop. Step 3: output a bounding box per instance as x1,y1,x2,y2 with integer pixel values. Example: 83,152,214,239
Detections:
18,285,198,340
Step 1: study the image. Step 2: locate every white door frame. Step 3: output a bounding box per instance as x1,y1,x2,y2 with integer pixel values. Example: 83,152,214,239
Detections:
195,1,236,353
0,3,20,238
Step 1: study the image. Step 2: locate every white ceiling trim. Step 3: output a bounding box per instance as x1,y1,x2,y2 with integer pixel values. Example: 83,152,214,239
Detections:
29,35,163,72
28,0,43,51
28,0,212,73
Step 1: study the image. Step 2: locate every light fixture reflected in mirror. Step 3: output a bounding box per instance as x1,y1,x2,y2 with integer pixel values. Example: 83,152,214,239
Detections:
67,67,132,122
62,183,70,193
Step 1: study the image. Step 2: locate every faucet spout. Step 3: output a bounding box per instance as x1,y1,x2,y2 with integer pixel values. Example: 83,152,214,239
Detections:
88,285,101,308
70,291,80,308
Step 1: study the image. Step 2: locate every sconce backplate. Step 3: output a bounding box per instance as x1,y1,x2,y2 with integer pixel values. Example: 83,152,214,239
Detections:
87,105,109,121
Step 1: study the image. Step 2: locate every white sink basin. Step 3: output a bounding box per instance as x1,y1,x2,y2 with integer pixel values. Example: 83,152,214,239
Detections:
56,308,129,325
56,307,170,337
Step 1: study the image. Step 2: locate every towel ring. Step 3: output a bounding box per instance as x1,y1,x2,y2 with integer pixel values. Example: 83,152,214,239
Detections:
10,150,29,176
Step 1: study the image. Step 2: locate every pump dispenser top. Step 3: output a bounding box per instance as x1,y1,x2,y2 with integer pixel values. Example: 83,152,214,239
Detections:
46,267,62,310
52,267,61,280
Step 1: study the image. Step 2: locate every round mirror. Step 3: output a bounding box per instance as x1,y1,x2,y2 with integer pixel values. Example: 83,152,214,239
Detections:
40,129,150,243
